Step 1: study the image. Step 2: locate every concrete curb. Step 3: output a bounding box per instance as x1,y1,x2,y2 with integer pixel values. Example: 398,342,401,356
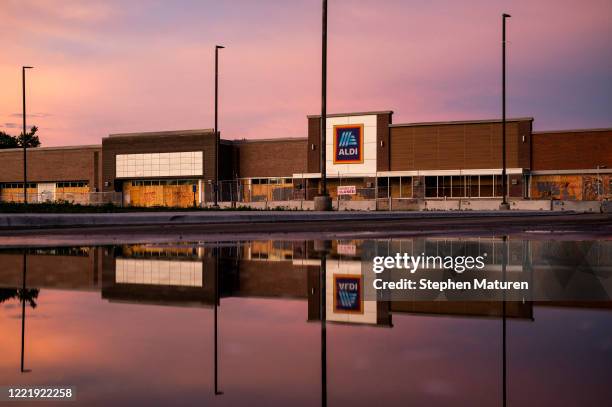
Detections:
0,210,590,229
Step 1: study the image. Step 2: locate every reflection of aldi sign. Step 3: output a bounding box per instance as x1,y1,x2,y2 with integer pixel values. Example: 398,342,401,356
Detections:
333,124,364,164
333,275,363,314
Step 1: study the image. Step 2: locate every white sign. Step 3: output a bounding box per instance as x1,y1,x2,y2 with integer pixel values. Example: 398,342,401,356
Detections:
337,185,356,195
337,243,357,256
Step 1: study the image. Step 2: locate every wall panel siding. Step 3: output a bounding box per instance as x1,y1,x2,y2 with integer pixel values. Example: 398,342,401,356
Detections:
390,119,531,171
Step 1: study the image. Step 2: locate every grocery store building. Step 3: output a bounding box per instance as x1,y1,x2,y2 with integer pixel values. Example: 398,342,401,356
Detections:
0,110,610,208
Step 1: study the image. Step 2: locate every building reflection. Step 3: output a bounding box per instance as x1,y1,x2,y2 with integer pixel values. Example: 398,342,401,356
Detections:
1,238,610,311
1,238,610,313
0,237,610,401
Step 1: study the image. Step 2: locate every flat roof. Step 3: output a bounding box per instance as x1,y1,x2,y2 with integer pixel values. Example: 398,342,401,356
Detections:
390,117,534,128
231,137,307,144
532,128,612,134
0,144,101,153
107,129,214,138
307,110,393,119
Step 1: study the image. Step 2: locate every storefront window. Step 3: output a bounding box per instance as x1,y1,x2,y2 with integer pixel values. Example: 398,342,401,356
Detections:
425,176,438,197
451,176,465,198
480,175,494,197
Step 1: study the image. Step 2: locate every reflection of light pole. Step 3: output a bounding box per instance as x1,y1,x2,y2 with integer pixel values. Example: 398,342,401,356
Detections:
22,66,33,204
214,45,225,209
320,252,327,407
501,236,508,407
21,251,31,373
214,246,223,395
500,14,511,210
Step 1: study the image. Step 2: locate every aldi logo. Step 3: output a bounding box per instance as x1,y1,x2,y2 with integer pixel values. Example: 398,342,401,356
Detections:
333,275,363,314
333,124,364,164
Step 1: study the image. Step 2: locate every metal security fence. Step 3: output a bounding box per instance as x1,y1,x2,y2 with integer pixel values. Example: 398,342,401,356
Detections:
212,175,377,205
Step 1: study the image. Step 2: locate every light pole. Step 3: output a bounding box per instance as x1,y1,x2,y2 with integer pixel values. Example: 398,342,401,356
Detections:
315,0,332,211
22,66,33,204
214,45,224,208
500,14,511,210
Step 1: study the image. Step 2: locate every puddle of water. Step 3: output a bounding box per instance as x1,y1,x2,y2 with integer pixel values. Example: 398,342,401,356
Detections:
0,238,611,406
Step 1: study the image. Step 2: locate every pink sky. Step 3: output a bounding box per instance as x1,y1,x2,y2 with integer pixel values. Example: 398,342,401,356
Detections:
0,0,610,147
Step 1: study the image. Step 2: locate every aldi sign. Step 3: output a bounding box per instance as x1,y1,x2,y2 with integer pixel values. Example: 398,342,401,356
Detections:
333,124,364,164
333,275,363,314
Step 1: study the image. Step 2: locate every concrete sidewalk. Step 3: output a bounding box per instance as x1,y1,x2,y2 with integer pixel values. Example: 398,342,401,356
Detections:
0,209,599,229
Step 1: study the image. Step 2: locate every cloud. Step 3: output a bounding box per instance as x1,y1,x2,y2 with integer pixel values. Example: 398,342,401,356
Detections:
0,0,610,146
9,113,52,118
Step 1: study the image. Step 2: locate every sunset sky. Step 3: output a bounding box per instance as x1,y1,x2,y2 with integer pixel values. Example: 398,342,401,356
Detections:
1,0,610,147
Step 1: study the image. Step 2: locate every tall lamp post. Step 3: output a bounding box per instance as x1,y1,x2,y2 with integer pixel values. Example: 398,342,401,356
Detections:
214,45,225,208
315,0,332,211
22,66,33,204
500,14,511,210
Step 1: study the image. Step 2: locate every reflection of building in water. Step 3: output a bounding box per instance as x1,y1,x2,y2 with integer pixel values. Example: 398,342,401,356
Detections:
307,258,393,327
243,241,295,262
101,245,220,307
0,247,101,291
115,245,206,287
0,238,610,318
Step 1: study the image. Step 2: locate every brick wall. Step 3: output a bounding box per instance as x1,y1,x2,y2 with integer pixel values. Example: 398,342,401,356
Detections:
235,139,307,178
0,146,101,190
532,129,612,171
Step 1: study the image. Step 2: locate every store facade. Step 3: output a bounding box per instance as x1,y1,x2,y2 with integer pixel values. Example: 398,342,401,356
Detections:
0,110,610,207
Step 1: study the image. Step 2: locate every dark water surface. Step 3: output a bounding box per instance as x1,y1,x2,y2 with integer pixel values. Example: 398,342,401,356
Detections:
1,238,611,406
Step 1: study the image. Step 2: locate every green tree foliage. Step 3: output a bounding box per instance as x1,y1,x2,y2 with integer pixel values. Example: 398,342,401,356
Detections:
0,126,41,149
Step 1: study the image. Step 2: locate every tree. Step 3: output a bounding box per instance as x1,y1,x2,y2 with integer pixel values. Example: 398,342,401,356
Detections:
0,126,41,149
0,131,19,148
19,126,41,148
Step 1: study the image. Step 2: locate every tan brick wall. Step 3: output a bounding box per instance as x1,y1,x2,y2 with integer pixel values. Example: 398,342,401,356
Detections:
0,147,101,190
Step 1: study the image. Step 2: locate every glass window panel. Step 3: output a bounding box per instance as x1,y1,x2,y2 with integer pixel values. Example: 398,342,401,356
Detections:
480,175,494,197
425,176,438,198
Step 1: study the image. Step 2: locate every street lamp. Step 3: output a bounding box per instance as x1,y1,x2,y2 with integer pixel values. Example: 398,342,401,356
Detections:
500,14,511,210
315,0,332,211
22,66,33,204
214,45,225,208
